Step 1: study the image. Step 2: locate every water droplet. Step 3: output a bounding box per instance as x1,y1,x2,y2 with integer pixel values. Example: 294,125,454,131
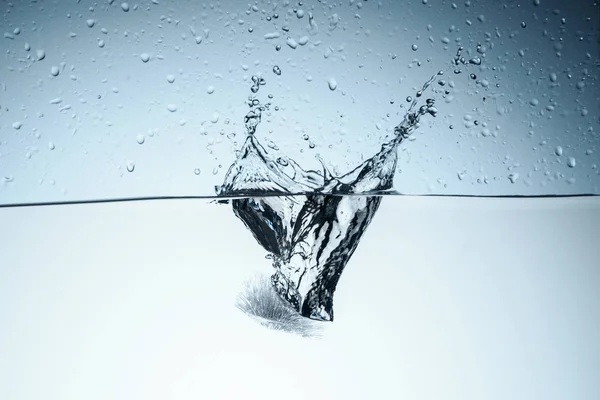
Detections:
273,65,281,75
298,36,309,46
567,157,576,168
86,19,95,28
136,134,145,144
166,74,175,83
521,21,527,28
167,104,177,112
549,72,557,82
529,98,539,106
24,42,31,51
469,73,476,80
411,44,418,51
328,77,337,91
406,96,413,102
576,81,585,90
275,44,281,51
50,66,60,76
555,146,563,156
211,112,220,123
508,173,519,184
36,49,46,61
207,85,215,94
121,2,130,12
48,142,55,150
140,53,150,63
533,0,540,6
586,149,593,156
126,161,135,172
98,39,105,48
296,9,305,18
12,121,22,130
195,36,203,44
194,168,201,175
286,37,298,49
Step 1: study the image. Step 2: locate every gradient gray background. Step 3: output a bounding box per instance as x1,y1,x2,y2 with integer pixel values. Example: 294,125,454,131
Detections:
1,197,599,399
0,0,599,204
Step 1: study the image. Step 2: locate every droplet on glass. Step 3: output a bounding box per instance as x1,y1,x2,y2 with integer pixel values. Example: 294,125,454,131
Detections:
50,66,60,76
328,77,337,91
36,49,45,61
166,74,175,83
167,104,177,112
136,134,145,144
126,161,135,172
140,53,150,63
555,146,563,156
411,44,418,51
194,168,201,175
207,85,215,94
121,2,130,12
273,65,281,75
567,157,576,168
86,19,95,28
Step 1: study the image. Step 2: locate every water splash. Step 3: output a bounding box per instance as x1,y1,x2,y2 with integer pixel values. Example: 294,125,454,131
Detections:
219,55,459,322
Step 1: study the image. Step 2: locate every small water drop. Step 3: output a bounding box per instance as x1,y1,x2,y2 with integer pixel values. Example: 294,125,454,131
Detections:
140,53,150,63
508,173,519,184
50,66,60,76
86,19,95,28
194,168,201,175
24,42,31,51
521,21,527,28
555,146,563,156
36,49,46,61
411,44,418,51
273,65,282,75
126,161,135,172
469,73,476,80
567,157,576,168
211,112,220,123
207,85,215,94
136,134,145,144
12,121,22,130
328,77,337,91
121,2,130,12
166,74,175,83
48,142,55,150
549,72,557,82
167,104,177,112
